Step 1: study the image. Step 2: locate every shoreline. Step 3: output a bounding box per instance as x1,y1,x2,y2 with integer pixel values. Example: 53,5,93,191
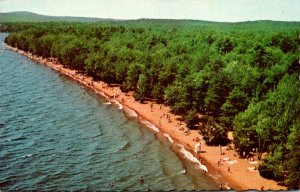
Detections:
7,45,286,191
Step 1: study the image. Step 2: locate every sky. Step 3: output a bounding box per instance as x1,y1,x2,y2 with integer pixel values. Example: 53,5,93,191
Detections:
0,0,300,22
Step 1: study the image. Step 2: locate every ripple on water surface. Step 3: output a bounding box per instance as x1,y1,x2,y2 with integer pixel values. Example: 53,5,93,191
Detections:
0,34,218,191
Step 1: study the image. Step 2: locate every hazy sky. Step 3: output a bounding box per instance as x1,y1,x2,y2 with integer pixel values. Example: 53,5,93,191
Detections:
1,0,300,22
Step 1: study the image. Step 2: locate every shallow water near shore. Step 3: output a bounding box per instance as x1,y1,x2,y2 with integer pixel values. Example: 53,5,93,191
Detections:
0,33,219,191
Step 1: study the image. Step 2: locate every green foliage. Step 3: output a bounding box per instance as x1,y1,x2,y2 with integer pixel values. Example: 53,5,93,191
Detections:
135,73,148,102
283,121,300,189
215,37,235,54
164,82,191,115
35,34,55,57
234,74,300,186
126,63,143,90
4,20,300,188
184,109,198,129
199,116,230,146
204,71,232,116
220,87,249,128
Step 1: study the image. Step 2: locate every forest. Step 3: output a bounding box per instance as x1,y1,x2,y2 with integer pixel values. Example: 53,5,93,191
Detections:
2,20,300,188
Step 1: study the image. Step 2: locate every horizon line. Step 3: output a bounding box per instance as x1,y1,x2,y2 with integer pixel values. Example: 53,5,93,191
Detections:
2,11,300,23
0,10,300,23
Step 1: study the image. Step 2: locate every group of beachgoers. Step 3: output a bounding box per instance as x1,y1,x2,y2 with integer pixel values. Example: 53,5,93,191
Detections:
159,113,171,122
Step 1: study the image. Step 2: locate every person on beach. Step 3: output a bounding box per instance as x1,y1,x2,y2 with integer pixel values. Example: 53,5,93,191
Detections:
193,137,200,142
179,126,184,131
168,116,171,123
219,145,224,155
195,142,201,154
184,127,190,135
150,103,153,112
113,89,116,99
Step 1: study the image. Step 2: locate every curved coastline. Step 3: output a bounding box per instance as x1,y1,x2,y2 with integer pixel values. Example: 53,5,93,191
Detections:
6,44,286,191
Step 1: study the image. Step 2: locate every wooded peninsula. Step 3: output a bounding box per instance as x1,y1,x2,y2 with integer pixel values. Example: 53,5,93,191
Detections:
1,20,299,188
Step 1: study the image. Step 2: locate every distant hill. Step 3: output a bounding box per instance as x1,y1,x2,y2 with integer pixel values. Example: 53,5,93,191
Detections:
0,11,117,22
1,11,299,33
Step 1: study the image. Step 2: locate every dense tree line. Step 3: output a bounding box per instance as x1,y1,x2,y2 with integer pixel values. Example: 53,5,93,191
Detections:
3,21,300,188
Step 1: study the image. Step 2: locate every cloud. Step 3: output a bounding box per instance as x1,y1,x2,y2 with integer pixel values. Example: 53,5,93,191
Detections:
0,0,300,21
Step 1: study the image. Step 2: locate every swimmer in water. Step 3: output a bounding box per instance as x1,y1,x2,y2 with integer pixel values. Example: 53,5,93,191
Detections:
109,182,114,189
139,176,144,183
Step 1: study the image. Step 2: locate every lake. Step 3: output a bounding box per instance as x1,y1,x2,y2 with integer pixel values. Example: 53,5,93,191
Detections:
0,33,218,191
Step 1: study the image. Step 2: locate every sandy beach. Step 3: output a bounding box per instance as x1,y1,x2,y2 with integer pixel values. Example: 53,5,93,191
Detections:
8,45,286,191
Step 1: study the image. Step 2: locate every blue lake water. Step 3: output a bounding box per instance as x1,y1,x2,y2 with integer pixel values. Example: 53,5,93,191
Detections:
0,33,218,191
